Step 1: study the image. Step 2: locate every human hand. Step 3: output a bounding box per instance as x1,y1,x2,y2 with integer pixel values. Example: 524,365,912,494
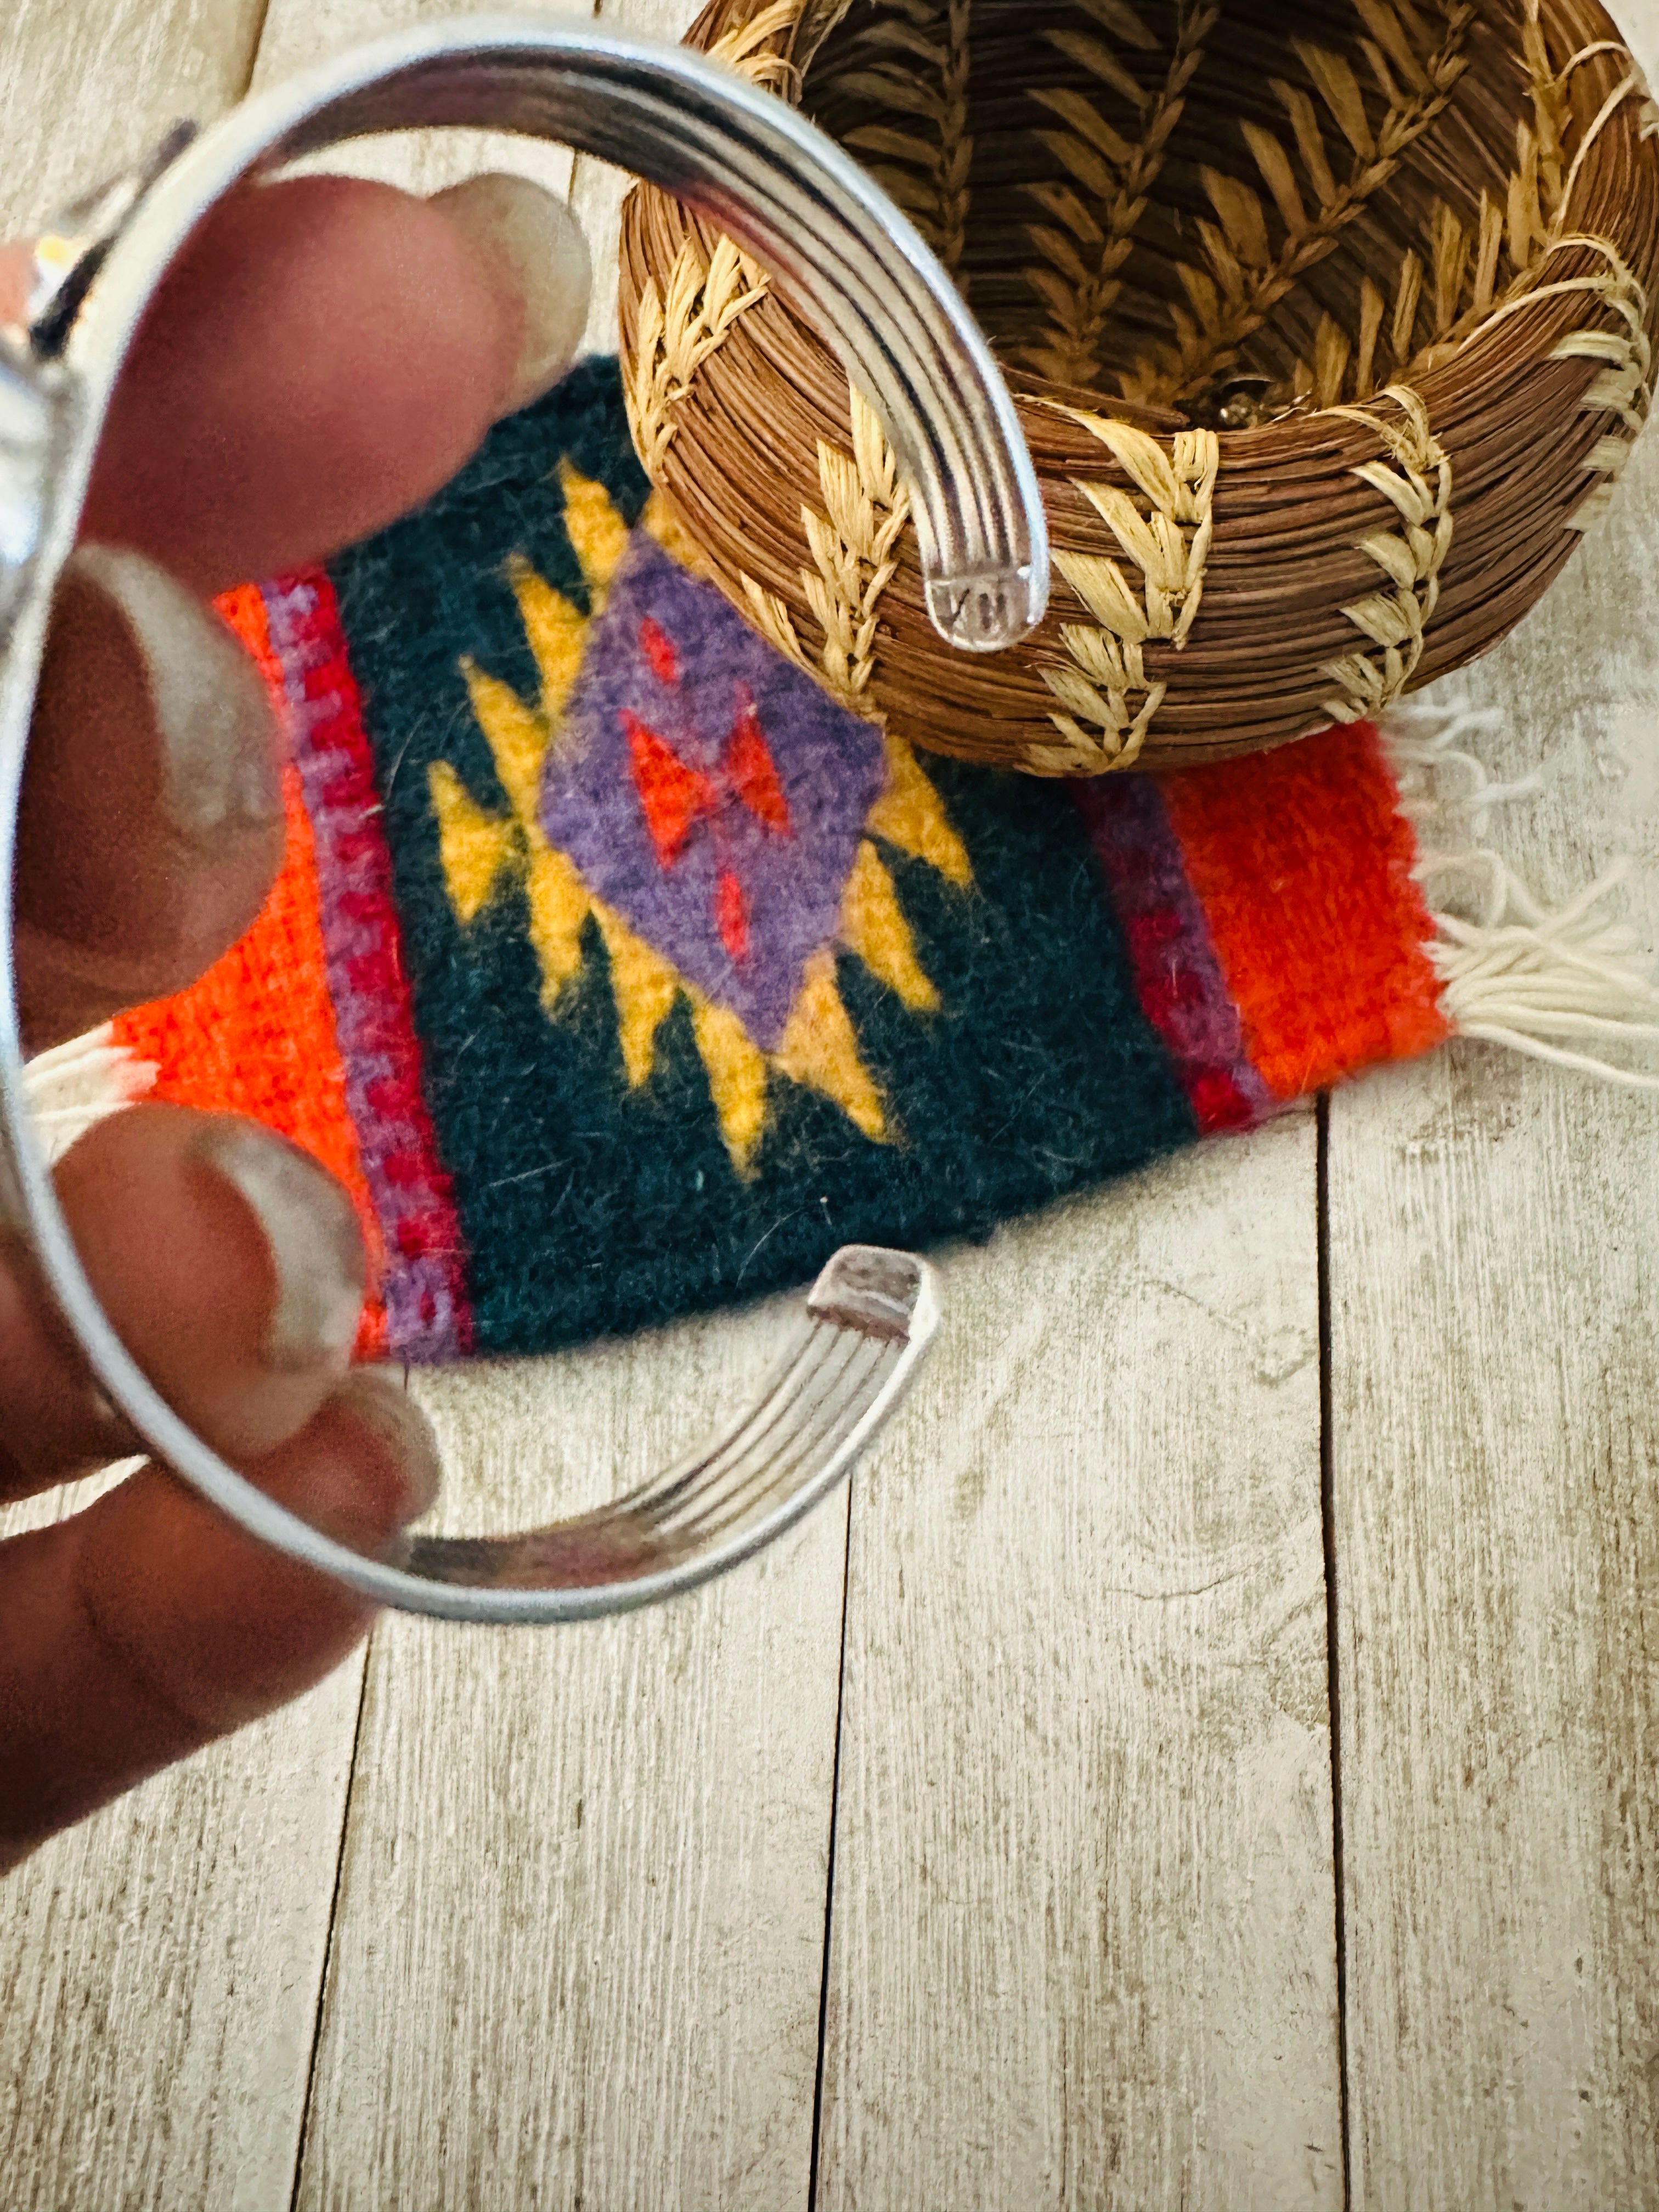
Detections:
0,167,590,1869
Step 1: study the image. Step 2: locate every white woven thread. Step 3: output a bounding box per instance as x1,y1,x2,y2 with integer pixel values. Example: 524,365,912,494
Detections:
1321,385,1453,723
1031,408,1219,773
1383,703,1542,832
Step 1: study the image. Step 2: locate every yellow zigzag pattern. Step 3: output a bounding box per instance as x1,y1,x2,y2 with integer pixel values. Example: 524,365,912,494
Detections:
428,466,971,1169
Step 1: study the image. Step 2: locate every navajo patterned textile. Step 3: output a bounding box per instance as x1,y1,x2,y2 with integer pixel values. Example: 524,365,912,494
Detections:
84,360,1647,1360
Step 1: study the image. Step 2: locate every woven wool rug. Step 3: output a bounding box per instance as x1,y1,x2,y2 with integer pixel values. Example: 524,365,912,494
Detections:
27,359,1658,1361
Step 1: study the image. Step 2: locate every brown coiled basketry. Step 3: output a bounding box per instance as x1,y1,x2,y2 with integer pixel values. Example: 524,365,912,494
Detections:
619,0,1659,772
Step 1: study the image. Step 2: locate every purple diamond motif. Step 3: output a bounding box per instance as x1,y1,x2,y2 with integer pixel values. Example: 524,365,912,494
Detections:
541,534,888,1051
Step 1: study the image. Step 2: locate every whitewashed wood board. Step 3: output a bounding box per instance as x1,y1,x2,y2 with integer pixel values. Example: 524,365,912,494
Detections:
1331,413,1659,2206
291,1296,849,2212
1331,1,1659,2181
0,1668,364,2212
6,0,1659,2200
815,1121,1342,2212
0,0,268,234
250,5,849,2207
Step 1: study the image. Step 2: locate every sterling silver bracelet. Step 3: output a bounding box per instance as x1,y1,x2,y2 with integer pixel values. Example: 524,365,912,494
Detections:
0,17,1047,1622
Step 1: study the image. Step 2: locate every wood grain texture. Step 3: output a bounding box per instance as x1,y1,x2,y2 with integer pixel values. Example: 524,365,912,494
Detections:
1330,482,1659,2202
291,1301,848,2211
251,7,846,2205
817,1122,1344,2211
1330,0,1659,2185
0,9,366,2212
0,1671,364,2212
1,1471,359,2212
10,0,1659,2203
0,0,268,232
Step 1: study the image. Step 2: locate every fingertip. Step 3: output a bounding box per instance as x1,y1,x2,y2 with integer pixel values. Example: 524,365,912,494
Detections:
82,175,525,591
0,240,32,326
74,1372,443,1735
429,172,591,414
250,1366,441,1554
17,546,285,1045
51,1103,365,1465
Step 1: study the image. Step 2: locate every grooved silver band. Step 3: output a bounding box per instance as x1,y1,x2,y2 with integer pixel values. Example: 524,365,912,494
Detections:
0,19,1040,1621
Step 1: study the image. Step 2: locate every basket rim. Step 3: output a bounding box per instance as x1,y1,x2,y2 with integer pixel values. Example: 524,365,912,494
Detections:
616,0,1659,771
677,0,1651,454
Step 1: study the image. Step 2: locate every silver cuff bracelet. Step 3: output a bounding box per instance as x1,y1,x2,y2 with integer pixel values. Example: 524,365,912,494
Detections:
0,17,1047,1622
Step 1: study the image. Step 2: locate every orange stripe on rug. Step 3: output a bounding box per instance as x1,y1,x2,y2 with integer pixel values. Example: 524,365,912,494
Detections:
111,585,388,1356
1156,721,1449,1101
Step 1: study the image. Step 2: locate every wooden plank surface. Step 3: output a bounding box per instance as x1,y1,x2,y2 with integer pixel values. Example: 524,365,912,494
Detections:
1329,4,1659,2196
9,0,1659,2200
0,0,268,232
0,1663,364,2212
1330,487,1659,2200
289,1308,849,2212
0,10,368,2212
816,1120,1342,2211
246,9,850,2208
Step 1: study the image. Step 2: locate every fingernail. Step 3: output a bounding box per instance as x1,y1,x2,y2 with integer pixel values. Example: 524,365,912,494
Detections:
193,1122,365,1374
328,1367,443,1525
431,172,591,416
67,544,280,843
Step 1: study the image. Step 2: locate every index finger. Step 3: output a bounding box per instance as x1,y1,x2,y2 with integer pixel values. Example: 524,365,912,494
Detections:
7,170,589,1043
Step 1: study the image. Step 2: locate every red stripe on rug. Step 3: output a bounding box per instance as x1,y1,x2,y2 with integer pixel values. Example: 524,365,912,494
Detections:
1073,772,1272,1133
1156,721,1449,1101
111,585,389,1357
261,569,472,1362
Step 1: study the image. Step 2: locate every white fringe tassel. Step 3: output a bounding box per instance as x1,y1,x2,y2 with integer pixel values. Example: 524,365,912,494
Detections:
20,1024,156,1165
1385,703,1659,1092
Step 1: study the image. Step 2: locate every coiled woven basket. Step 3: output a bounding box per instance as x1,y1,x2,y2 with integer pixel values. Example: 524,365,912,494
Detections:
619,0,1659,771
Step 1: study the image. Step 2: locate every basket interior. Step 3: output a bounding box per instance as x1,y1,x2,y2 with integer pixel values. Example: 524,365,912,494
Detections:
800,0,1534,420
